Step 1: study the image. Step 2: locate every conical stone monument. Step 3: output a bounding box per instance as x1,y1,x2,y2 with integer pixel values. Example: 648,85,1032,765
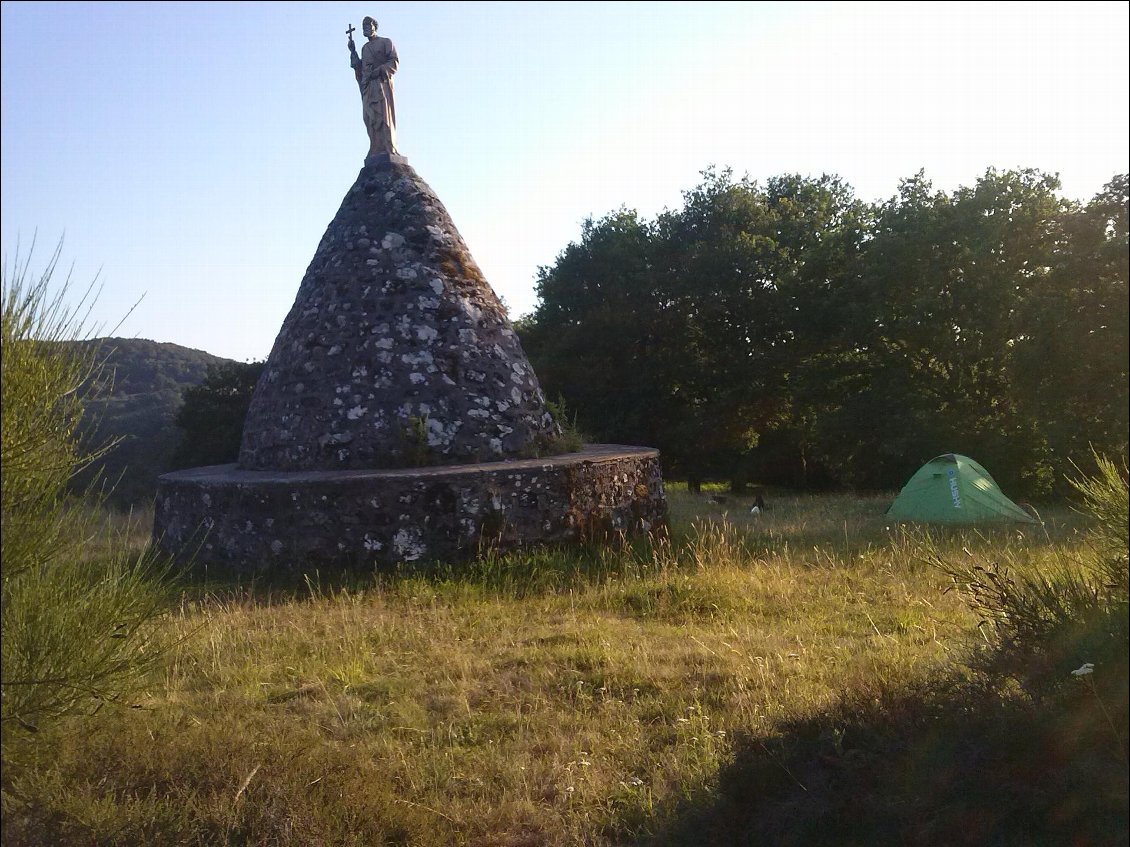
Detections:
153,20,666,573
237,162,561,472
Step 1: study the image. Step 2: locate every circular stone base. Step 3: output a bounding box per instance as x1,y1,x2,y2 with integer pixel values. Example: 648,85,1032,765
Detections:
153,445,666,575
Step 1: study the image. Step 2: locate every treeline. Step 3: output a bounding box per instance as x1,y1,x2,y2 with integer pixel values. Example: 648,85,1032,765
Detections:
519,168,1129,498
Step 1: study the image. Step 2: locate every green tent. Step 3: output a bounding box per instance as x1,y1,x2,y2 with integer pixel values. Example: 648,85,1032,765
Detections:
886,453,1037,525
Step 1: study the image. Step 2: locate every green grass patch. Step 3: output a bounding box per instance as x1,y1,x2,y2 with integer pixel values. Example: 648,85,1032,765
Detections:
2,486,1122,846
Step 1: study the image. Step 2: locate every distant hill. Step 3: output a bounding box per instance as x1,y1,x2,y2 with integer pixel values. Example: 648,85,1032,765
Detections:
70,338,234,506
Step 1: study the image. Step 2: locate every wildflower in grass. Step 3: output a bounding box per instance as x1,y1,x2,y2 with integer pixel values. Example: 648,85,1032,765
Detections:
1071,663,1096,677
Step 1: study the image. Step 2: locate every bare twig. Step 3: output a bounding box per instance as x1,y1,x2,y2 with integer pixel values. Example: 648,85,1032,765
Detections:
393,796,459,823
234,764,261,803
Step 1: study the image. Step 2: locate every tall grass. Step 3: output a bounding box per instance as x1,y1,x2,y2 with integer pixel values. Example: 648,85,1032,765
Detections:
2,487,1086,846
934,452,1128,706
1,336,1119,847
1,244,175,763
667,460,1129,846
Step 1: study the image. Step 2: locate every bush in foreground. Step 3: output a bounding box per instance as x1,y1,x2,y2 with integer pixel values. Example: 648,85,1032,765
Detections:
1,245,174,767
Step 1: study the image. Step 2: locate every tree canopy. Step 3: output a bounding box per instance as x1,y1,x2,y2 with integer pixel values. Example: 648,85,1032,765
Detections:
520,169,1129,497
171,360,265,470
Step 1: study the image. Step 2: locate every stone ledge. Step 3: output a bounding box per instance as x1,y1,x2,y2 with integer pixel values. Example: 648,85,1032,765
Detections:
154,445,666,575
166,444,655,485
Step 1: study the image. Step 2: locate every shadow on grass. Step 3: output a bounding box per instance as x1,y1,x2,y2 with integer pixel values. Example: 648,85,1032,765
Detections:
639,671,1129,847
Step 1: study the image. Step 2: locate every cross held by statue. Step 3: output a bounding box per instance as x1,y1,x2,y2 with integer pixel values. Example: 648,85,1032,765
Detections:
346,23,355,38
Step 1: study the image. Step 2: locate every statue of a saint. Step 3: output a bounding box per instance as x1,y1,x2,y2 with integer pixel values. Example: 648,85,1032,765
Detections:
348,17,399,158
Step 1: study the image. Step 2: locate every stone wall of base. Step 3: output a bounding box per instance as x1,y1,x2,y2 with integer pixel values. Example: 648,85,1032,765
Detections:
153,445,666,575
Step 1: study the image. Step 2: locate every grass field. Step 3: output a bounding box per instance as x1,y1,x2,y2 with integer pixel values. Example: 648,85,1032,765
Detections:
2,487,1120,846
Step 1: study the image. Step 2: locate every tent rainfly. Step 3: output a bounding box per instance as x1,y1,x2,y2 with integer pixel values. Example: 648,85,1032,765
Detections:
886,453,1037,525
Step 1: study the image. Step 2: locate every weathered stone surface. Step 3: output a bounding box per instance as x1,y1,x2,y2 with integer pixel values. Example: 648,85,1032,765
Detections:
155,445,665,574
238,160,560,471
156,155,668,573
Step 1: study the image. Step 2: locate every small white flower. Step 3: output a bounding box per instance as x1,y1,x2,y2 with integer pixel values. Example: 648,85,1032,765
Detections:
1071,663,1095,677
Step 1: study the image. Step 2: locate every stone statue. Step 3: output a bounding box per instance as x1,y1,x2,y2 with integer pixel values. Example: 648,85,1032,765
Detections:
348,17,399,158
154,25,667,570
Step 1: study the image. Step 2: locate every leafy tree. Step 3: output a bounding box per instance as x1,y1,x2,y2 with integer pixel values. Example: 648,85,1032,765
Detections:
652,169,789,488
746,173,871,488
524,170,867,490
1,244,174,758
522,209,676,448
524,167,1127,497
171,359,265,468
1012,174,1129,484
805,169,1075,495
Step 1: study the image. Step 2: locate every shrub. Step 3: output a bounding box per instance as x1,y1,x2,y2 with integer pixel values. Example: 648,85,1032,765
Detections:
1,244,175,760
935,452,1128,707
170,359,264,469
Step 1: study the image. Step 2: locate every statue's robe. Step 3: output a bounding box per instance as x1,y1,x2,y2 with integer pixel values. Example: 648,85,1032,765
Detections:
357,36,399,156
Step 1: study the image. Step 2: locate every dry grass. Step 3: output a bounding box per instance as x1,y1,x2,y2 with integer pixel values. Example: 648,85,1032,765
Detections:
2,489,1086,846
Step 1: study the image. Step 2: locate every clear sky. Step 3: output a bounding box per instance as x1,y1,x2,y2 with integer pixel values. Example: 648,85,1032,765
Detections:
3,1,1127,362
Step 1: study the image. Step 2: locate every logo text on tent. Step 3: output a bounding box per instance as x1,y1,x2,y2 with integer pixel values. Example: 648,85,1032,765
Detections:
948,468,962,509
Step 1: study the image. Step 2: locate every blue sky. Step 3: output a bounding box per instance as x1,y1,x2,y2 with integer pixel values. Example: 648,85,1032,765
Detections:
3,1,1127,361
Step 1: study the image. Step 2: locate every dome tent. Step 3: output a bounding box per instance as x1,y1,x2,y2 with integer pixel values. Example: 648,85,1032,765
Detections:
886,453,1037,525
